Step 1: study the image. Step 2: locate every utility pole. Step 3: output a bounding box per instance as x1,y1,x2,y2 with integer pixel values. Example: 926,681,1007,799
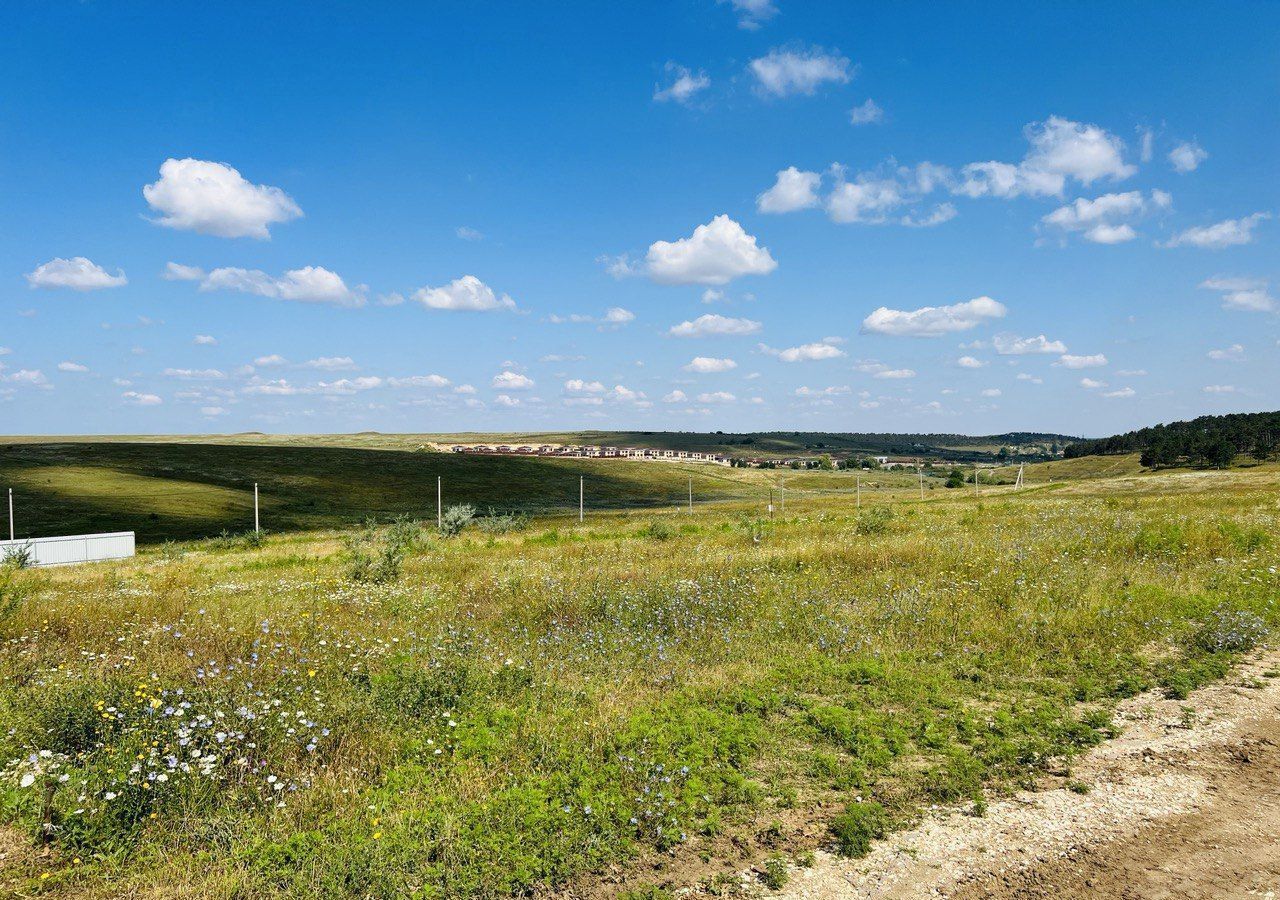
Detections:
918,464,925,501
974,466,980,498
254,483,260,533
856,474,861,510
7,488,13,541
437,476,442,529
579,475,584,523
768,488,775,520
1015,464,1024,490
688,476,693,514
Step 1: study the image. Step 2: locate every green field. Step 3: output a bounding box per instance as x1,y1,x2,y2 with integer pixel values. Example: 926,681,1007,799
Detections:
1,439,1277,898
0,441,951,543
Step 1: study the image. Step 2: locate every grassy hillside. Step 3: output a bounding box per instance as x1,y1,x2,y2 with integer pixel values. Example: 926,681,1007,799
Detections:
2,428,1078,462
1,467,1277,898
0,442,792,542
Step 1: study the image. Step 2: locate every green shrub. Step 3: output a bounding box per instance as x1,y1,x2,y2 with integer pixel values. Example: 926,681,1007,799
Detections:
439,504,476,538
829,801,887,857
343,516,421,583
761,854,789,889
854,507,893,536
1192,603,1267,653
475,509,529,535
640,520,674,541
2,543,33,569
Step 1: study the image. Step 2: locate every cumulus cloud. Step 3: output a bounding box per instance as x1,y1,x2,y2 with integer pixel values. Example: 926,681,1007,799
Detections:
1168,141,1208,173
1203,384,1238,394
254,354,287,367
956,116,1136,199
794,384,850,397
455,226,484,241
492,370,534,390
122,390,162,406
697,391,736,403
57,361,88,373
386,374,451,389
861,296,1007,337
1165,213,1270,249
653,62,710,104
1041,190,1170,244
719,0,777,29
749,45,851,97
143,158,302,239
1102,387,1136,398
663,389,688,403
826,169,907,224
1080,377,1106,389
201,406,228,417
25,257,127,291
1199,275,1275,313
956,356,987,369
668,314,761,337
1056,353,1107,369
757,167,822,213
758,339,846,362
186,265,366,307
992,333,1068,355
981,388,1002,397
414,275,516,312
684,356,737,373
564,379,605,394
1207,343,1245,362
548,307,634,327
848,99,883,125
644,215,777,285
162,368,226,380
193,334,218,345
306,356,358,371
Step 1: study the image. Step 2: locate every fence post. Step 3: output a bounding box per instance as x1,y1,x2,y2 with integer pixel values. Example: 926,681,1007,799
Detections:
688,476,693,514
7,488,12,541
254,483,260,533
579,475,584,523
437,476,442,529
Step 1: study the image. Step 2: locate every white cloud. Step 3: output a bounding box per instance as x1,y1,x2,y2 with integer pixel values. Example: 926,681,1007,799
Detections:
1,369,49,387
25,257,127,291
200,406,228,417
701,289,725,304
494,394,521,407
794,385,850,397
900,203,958,228
550,307,635,327
163,368,226,380
826,169,906,224
1041,190,1169,244
193,334,218,345
956,355,986,369
653,62,710,104
981,388,1002,397
598,253,639,280
955,116,1135,199
862,296,1007,337
1080,377,1106,389
1165,213,1270,249
387,374,451,389
873,368,915,379
759,340,846,362
719,0,777,29
1168,141,1208,173
1056,353,1107,369
848,99,883,125
684,356,737,373
492,370,534,390
668,314,761,337
749,45,851,97
456,226,484,241
254,354,287,367
306,356,358,371
1199,275,1275,312
57,361,89,373
1116,369,1147,376
564,379,606,394
697,391,736,403
663,389,688,403
414,275,516,312
645,215,777,285
122,390,162,406
757,167,822,213
992,333,1068,355
1202,384,1239,394
1016,372,1044,384
164,262,205,282
143,158,302,239
1207,343,1245,362
604,307,635,324
1102,387,1136,398
196,265,366,307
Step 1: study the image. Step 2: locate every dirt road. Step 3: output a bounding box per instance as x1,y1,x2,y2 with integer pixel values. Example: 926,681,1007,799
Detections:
777,649,1280,899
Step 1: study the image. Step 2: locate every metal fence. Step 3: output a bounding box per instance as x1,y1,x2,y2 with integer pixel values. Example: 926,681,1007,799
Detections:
0,532,135,567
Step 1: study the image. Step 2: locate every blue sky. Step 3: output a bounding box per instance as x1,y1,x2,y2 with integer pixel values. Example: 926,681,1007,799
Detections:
2,1,1277,437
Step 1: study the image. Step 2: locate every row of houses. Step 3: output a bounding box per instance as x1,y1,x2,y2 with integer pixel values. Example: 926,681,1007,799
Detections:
449,444,731,464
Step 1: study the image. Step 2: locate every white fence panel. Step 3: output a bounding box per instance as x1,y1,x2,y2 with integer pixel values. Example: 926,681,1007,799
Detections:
0,532,135,567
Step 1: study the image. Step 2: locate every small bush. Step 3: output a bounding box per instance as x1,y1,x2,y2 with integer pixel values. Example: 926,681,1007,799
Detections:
207,529,265,552
2,543,34,569
439,504,476,538
829,801,887,857
475,509,529,535
343,516,421,583
1192,603,1268,653
854,507,893,536
640,520,673,541
761,855,788,889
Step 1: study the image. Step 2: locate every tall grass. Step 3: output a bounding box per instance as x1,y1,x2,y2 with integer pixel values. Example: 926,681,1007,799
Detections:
0,480,1276,898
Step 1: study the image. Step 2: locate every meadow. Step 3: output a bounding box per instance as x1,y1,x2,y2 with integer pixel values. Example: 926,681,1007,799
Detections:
1,452,1277,898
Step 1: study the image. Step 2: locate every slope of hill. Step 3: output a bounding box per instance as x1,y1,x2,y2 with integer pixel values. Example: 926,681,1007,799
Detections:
1063,410,1280,467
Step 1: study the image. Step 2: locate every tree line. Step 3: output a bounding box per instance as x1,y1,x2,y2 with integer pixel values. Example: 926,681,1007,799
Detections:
1063,410,1280,468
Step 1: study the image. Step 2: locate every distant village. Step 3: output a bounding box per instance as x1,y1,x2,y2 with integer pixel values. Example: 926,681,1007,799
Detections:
445,442,936,470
